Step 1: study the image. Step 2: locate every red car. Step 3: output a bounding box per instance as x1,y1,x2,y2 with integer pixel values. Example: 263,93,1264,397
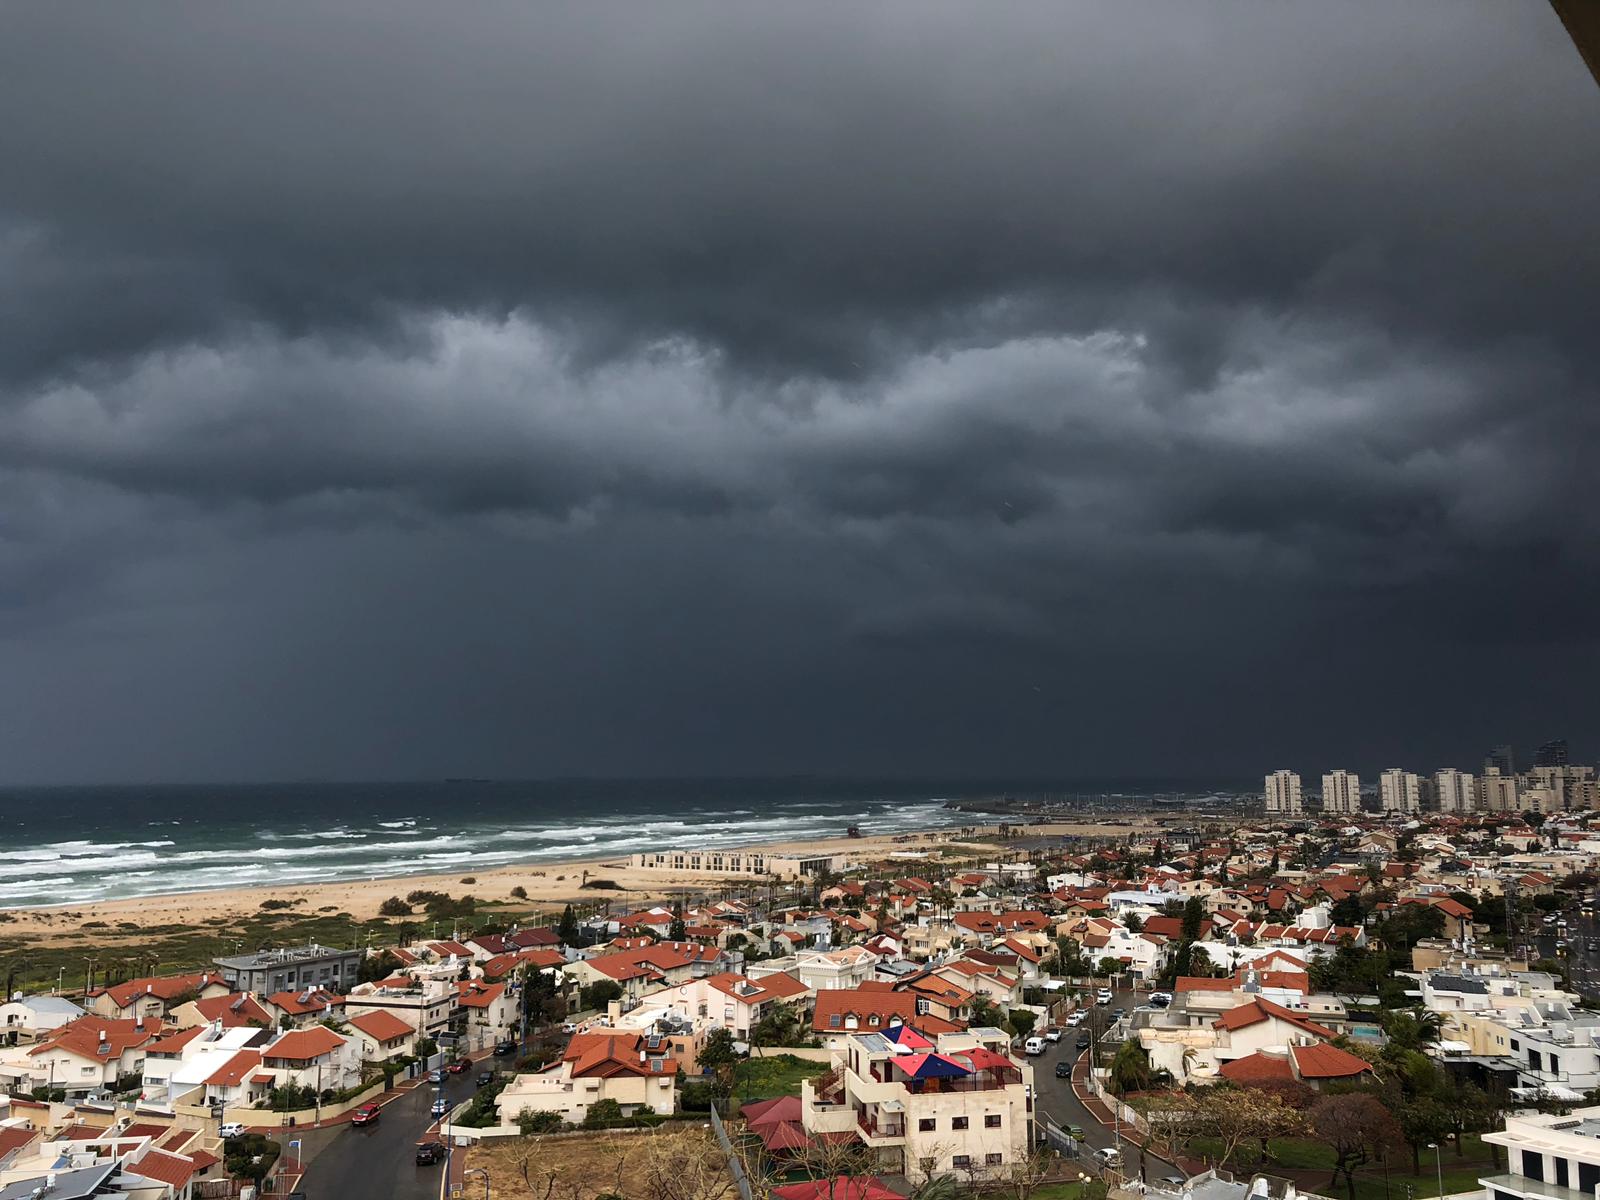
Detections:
445,1060,470,1075
350,1104,381,1126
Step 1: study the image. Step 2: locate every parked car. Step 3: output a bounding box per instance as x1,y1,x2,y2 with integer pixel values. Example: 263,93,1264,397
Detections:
1096,989,1113,1004
1065,1125,1087,1141
351,1104,381,1126
430,1097,450,1118
1161,1176,1188,1188
219,1123,245,1139
1065,1011,1084,1027
446,1059,469,1074
415,1141,447,1166
1149,991,1172,1007
1023,1036,1047,1056
476,1071,497,1088
427,1068,444,1083
559,1022,579,1033
1093,1146,1123,1168
493,1040,516,1056
1044,1027,1062,1042
1055,1061,1072,1078
1076,1033,1091,1049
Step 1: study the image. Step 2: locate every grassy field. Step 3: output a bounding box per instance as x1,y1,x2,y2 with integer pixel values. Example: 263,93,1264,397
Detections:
733,1054,831,1102
464,1125,725,1200
1184,1135,1495,1200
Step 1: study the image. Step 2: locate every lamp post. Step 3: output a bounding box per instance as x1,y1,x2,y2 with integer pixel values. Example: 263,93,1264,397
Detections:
464,1166,491,1199
1428,1143,1443,1200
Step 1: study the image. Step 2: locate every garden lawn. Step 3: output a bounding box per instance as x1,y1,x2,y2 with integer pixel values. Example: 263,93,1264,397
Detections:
1184,1136,1497,1200
733,1054,830,1102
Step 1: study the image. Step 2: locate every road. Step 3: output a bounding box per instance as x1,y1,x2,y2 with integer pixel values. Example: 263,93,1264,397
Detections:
1030,987,1182,1184
286,1066,483,1200
1536,905,1600,1001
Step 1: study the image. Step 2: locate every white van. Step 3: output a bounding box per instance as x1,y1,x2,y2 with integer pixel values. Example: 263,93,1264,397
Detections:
1023,1036,1047,1056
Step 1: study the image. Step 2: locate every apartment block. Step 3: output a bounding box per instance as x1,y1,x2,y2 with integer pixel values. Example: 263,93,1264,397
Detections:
1379,769,1421,813
1264,770,1303,816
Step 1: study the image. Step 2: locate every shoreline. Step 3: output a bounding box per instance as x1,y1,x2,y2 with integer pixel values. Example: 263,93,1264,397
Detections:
0,818,1165,949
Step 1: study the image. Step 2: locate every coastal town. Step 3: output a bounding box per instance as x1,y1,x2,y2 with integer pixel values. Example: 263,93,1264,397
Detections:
5,755,1600,1200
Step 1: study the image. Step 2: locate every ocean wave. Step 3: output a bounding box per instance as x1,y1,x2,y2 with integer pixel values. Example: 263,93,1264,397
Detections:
377,819,418,828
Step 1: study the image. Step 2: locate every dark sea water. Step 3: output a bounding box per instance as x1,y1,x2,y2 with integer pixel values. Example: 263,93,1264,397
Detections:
0,776,1247,908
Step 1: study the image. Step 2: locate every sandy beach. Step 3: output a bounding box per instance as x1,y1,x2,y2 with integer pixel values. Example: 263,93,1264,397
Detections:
0,818,1157,951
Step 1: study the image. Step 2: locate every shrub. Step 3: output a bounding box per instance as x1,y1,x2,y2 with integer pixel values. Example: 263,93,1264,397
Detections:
583,1098,624,1128
579,980,623,1011
510,885,528,899
378,896,413,917
224,1133,280,1182
517,1109,565,1134
460,876,477,884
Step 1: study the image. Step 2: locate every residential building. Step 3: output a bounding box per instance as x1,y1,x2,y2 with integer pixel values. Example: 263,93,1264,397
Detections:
800,1029,1033,1181
212,944,361,995
1265,771,1303,816
1379,769,1421,814
1483,1105,1600,1200
1486,745,1517,778
84,973,228,1022
671,972,811,1039
259,1025,362,1094
343,978,455,1037
627,849,848,879
1320,770,1361,815
1482,767,1519,813
1535,739,1569,768
0,995,84,1045
15,1016,163,1097
811,988,963,1050
1435,768,1478,814
495,1032,679,1123
454,980,520,1051
345,1010,418,1062
749,947,878,992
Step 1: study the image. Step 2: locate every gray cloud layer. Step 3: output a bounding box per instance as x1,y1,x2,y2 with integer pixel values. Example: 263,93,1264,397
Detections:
1,1,1597,782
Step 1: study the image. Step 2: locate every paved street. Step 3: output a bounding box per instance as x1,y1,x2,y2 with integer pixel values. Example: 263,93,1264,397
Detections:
1536,903,1600,1001
285,1067,482,1200
1030,987,1183,1183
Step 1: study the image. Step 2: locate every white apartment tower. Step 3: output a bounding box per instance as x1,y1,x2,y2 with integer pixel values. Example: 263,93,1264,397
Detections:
1321,770,1362,814
1434,768,1477,813
1481,766,1519,813
1264,770,1303,815
1379,769,1422,813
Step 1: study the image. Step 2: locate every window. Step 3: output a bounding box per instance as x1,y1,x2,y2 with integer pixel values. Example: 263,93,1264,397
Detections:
984,1114,1002,1128
868,1014,880,1027
986,1154,1003,1166
953,1155,971,1168
951,1116,968,1130
829,1015,842,1028
918,1118,936,1132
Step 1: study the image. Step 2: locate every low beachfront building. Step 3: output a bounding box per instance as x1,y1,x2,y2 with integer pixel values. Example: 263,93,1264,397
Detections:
628,849,849,880
801,1027,1033,1182
212,944,362,996
494,1032,679,1124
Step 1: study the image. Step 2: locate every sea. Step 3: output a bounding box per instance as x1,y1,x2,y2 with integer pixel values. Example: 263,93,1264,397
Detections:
0,776,1248,910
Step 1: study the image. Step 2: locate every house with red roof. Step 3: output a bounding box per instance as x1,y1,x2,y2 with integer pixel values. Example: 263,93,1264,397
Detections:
85,972,229,1022
23,1016,165,1097
171,991,274,1032
670,971,812,1039
811,987,962,1049
494,1030,679,1123
565,941,729,1002
261,1024,362,1093
455,980,520,1047
257,987,344,1028
1219,1042,1373,1088
346,1009,418,1061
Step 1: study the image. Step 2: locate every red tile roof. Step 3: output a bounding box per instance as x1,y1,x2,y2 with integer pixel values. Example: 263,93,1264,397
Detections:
264,988,343,1017
1291,1042,1373,1079
30,1016,163,1063
193,991,275,1026
265,1025,345,1061
347,1010,414,1043
1213,997,1337,1039
126,1149,200,1190
811,988,961,1035
0,1126,38,1159
1218,1051,1295,1083
205,1050,264,1087
563,1032,654,1078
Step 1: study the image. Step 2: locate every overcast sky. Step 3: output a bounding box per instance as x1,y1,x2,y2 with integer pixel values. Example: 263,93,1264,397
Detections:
1,2,1597,785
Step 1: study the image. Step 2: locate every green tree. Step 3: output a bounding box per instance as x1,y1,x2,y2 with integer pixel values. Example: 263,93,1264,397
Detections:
1181,897,1204,942
1109,1038,1152,1095
1008,1009,1037,1038
1311,1093,1401,1200
580,980,623,1011
1125,913,1143,934
557,903,580,945
357,949,404,984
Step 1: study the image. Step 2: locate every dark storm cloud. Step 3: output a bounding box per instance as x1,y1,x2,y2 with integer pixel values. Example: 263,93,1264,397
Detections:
0,0,1597,782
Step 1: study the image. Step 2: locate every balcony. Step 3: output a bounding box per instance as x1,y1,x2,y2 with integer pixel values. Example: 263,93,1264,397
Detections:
856,1113,906,1144
1482,1174,1594,1200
